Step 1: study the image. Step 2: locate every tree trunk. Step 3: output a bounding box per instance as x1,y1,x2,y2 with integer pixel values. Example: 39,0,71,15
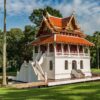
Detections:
2,0,7,86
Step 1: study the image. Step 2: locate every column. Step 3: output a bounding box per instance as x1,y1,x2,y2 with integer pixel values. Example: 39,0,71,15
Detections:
54,42,56,56
45,72,47,83
47,44,49,55
83,46,85,56
61,44,64,55
68,44,70,56
88,47,90,56
54,34,56,56
77,45,79,56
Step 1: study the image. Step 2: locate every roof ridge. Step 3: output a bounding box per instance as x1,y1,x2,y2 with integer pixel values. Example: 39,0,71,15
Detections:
47,12,72,20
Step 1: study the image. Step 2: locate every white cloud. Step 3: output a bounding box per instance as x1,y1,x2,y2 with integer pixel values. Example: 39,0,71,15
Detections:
0,0,45,15
53,0,100,35
0,0,100,35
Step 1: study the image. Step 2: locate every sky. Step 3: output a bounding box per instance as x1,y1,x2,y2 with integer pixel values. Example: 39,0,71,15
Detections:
0,0,100,35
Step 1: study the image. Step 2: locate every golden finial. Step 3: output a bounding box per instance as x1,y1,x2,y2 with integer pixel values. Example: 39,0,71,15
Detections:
72,9,76,16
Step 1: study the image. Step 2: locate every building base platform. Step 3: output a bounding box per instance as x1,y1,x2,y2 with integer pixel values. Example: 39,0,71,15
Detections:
48,76,100,86
9,76,100,89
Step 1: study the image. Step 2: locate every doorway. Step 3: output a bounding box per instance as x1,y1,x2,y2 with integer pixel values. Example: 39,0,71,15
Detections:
72,60,77,70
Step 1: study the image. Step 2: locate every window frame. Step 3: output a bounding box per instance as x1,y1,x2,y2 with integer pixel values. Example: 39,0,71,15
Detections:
49,60,53,70
80,60,83,69
65,60,68,70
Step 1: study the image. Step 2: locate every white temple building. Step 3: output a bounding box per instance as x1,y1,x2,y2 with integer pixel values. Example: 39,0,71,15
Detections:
16,12,94,82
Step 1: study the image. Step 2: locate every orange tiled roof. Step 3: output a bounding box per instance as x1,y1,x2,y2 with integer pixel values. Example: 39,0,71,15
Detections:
32,36,54,46
36,13,84,38
32,35,94,46
56,35,94,46
48,16,70,28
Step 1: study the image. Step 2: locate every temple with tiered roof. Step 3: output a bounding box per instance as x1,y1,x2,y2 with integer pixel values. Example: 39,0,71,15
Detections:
31,12,94,80
16,12,94,82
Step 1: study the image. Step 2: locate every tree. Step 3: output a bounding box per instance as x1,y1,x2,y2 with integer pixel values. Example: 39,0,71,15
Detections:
86,31,100,68
7,26,36,70
7,28,24,70
0,30,3,68
2,0,7,86
94,31,100,69
22,25,36,62
29,6,62,27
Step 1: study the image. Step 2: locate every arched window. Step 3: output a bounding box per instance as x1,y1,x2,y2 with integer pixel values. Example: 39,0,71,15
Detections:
49,61,53,70
72,60,77,70
65,60,68,70
80,60,83,69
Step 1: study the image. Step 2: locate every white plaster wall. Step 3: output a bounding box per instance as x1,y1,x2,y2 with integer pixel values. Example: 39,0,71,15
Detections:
40,54,92,80
55,56,71,79
55,56,91,79
41,56,55,79
81,58,92,77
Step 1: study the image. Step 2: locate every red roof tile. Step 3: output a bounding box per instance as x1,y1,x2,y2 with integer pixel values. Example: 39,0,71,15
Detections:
32,35,94,46
48,16,70,28
56,35,94,46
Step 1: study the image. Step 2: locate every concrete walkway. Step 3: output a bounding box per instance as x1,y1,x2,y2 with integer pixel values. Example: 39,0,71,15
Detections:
8,76,100,89
48,76,100,86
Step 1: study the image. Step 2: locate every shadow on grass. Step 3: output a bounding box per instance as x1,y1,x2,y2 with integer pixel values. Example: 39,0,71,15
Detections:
0,81,100,100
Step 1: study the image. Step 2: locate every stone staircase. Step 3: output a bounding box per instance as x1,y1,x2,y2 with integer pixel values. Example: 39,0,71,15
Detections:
16,52,47,82
71,69,85,78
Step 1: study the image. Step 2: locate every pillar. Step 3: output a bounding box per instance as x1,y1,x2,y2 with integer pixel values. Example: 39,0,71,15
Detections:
45,72,47,83
54,42,56,56
88,47,90,56
83,46,85,56
68,44,70,56
77,45,79,56
61,44,64,55
47,44,49,55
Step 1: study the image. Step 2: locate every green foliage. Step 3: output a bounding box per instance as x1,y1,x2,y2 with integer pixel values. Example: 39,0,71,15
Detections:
0,30,3,67
21,25,36,62
29,6,62,27
7,28,24,70
6,26,35,70
86,31,100,68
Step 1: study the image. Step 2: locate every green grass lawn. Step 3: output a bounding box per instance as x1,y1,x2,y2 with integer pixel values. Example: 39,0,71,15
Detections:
0,69,100,100
0,81,100,100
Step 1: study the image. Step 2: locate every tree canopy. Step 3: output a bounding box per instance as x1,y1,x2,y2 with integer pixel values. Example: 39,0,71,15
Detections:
86,31,100,68
29,6,62,27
